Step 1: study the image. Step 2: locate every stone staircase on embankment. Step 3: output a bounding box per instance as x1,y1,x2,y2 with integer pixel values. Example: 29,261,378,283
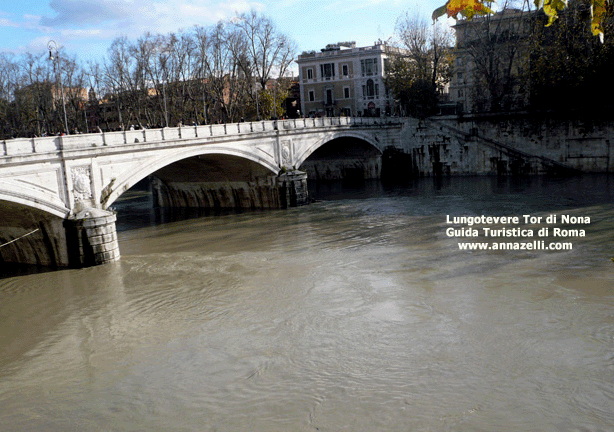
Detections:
426,118,581,175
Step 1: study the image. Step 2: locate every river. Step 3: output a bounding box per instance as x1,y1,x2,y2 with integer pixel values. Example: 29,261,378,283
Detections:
1,175,613,431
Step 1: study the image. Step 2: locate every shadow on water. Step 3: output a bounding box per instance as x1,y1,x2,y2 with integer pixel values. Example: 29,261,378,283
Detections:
308,174,614,227
311,174,614,208
2,173,613,279
0,263,59,279
112,191,257,232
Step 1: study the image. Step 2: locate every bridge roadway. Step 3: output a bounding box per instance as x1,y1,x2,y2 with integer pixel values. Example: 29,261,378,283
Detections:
0,116,403,268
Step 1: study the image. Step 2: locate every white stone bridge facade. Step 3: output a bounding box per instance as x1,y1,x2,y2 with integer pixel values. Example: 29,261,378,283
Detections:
0,117,402,268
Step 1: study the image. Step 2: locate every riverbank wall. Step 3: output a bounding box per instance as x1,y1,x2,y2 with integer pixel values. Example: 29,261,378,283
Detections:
395,114,614,177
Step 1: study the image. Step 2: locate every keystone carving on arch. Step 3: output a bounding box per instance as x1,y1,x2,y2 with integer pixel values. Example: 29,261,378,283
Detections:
71,166,92,202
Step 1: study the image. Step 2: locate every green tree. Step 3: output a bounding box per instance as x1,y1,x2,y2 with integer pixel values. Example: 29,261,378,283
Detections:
527,0,614,113
259,80,290,119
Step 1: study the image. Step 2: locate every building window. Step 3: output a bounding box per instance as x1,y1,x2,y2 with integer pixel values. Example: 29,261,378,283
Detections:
361,58,378,76
458,89,464,98
342,64,348,76
308,90,315,102
307,68,313,79
365,79,375,98
457,72,463,81
344,87,350,98
321,63,335,79
326,89,333,105
375,84,379,98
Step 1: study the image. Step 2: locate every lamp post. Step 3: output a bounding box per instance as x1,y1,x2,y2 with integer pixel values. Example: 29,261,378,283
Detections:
47,40,69,135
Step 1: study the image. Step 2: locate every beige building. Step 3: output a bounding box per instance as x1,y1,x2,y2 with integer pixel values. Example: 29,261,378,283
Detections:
296,42,394,117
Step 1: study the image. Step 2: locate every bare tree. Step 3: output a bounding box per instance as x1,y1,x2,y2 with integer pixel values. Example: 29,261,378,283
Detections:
386,12,453,117
233,10,296,119
0,54,20,137
104,36,133,129
456,0,536,112
0,11,295,137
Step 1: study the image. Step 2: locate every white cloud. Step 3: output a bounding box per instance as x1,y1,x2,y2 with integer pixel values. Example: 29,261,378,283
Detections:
3,0,265,58
322,0,401,13
40,0,131,26
39,0,265,30
24,36,59,53
60,28,104,37
0,18,19,28
1,0,273,59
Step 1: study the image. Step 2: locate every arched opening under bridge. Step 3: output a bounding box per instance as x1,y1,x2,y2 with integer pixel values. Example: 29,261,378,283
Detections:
299,136,382,182
117,153,283,211
0,201,68,270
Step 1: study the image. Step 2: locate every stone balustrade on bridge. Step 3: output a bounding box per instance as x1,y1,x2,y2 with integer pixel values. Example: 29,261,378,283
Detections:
1,116,398,158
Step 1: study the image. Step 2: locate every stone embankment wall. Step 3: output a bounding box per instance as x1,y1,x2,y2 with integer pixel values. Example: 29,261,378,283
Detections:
395,116,614,176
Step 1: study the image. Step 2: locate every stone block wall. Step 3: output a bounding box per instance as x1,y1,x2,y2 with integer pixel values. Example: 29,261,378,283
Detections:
66,209,120,267
394,116,614,176
151,176,282,210
278,171,309,208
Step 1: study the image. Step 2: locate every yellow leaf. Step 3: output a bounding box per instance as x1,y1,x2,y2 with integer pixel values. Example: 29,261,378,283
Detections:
543,0,568,26
446,0,493,19
591,0,607,41
434,0,610,40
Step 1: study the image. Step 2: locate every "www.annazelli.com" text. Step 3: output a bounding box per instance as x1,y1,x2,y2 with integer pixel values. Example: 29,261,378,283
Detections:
458,241,573,251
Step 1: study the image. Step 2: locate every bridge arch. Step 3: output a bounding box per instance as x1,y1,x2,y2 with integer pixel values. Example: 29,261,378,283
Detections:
102,144,280,208
0,180,70,218
295,131,384,182
294,130,382,168
0,187,71,268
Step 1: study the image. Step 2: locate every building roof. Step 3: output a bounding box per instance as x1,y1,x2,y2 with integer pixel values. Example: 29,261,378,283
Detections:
297,43,388,63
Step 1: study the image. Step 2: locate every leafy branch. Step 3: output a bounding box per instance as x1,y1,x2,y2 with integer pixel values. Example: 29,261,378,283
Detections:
433,0,610,41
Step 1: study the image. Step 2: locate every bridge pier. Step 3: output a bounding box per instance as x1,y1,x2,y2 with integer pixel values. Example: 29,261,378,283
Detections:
149,170,310,210
65,208,120,267
278,170,309,208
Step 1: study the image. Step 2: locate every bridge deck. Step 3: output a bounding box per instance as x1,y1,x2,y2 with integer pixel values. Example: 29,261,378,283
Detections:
1,117,402,160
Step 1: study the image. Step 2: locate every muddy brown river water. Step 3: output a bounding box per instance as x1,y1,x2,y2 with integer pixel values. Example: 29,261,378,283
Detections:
1,175,613,431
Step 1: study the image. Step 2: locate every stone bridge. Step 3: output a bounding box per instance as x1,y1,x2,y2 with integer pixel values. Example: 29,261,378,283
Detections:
0,117,402,268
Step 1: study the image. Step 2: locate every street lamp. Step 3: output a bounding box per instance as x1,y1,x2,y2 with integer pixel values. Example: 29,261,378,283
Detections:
47,40,69,135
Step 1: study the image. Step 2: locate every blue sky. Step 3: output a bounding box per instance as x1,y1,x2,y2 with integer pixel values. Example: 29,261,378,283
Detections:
0,0,449,67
